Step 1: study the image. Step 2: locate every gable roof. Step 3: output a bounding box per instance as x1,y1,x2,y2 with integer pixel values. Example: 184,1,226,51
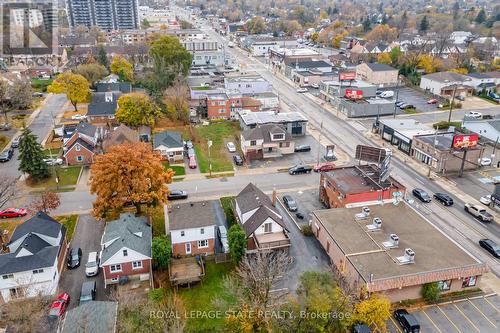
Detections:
96,82,132,94
64,137,95,156
102,124,139,152
87,102,118,117
10,211,62,243
153,131,183,149
422,72,470,83
363,63,397,72
101,214,152,264
168,201,218,230
61,301,118,333
75,121,97,138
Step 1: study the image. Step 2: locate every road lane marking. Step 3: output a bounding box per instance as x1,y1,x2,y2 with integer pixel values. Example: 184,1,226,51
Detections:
468,299,497,328
389,317,403,333
422,309,443,333
453,303,480,332
483,297,500,312
437,306,463,333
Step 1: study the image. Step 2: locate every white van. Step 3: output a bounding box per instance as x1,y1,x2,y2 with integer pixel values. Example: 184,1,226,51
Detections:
380,91,394,98
85,252,99,277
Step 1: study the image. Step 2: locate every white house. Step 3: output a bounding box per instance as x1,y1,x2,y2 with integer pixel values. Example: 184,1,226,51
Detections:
0,212,67,303
465,73,498,92
152,130,184,163
234,183,290,251
462,118,500,142
168,201,218,256
420,72,474,97
224,75,273,94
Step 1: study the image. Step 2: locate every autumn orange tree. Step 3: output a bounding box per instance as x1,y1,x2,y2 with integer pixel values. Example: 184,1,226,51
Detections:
90,142,173,219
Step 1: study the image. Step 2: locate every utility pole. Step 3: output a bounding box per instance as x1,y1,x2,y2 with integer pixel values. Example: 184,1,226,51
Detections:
316,120,323,166
492,136,498,164
393,77,400,119
459,149,468,177
447,84,458,123
427,130,438,178
208,139,212,177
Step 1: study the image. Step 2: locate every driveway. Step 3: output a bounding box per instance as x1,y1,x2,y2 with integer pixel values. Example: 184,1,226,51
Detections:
461,96,497,110
210,199,227,254
57,214,107,309
277,188,325,229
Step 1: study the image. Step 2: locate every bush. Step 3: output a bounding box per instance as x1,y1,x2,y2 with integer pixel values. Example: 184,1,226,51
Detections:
432,121,462,130
152,235,171,270
148,288,166,302
302,224,314,236
421,282,440,303
220,197,236,226
227,225,246,264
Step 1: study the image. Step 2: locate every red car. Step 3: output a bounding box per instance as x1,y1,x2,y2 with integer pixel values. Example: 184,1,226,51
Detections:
313,162,336,172
49,293,70,317
188,156,197,169
427,99,438,104
0,208,27,218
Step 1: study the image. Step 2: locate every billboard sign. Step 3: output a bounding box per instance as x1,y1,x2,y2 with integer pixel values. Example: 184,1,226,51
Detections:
355,145,387,164
339,72,356,81
452,134,479,150
345,89,363,100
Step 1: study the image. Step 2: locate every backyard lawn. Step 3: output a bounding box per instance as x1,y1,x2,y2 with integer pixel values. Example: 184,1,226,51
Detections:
179,261,235,332
27,166,81,190
192,122,240,173
54,215,78,240
162,162,186,176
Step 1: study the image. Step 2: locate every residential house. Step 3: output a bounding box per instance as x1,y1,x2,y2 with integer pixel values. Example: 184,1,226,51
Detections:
96,80,132,94
63,122,100,166
153,131,184,162
287,60,337,88
0,212,67,303
205,91,243,119
240,124,294,161
328,54,357,69
86,91,121,125
102,124,140,152
238,110,308,136
224,75,272,94
462,118,500,142
167,202,217,256
100,214,152,288
420,72,474,97
60,301,118,333
465,73,498,93
234,183,291,251
356,63,399,86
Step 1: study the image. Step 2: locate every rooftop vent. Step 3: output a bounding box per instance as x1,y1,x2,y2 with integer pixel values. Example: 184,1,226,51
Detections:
396,248,415,265
355,207,371,221
382,233,399,249
366,217,382,231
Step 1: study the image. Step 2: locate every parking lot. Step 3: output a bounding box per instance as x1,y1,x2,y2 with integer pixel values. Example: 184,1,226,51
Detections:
387,295,500,333
377,87,439,113
277,188,325,228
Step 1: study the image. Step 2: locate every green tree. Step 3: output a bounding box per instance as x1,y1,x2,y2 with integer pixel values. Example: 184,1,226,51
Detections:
310,32,319,43
47,72,90,111
110,56,133,82
377,52,392,65
18,128,49,180
227,225,246,264
420,15,429,32
72,63,108,86
475,9,486,24
141,18,151,29
152,235,171,270
389,46,403,66
97,44,108,68
245,16,267,34
362,17,371,32
116,93,161,127
422,282,441,303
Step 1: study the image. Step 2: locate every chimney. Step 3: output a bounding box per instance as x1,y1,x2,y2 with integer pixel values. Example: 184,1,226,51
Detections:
272,188,277,206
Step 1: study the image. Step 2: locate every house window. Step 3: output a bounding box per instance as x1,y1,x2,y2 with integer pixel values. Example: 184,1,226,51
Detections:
132,261,143,269
437,280,452,291
198,240,208,248
123,249,128,257
462,276,477,288
264,222,272,233
200,228,204,234
2,274,13,279
181,231,185,237
32,269,44,274
250,140,256,146
110,264,122,272
219,109,226,113
272,133,284,140
76,156,83,162
9,288,23,299
75,145,81,152
111,277,119,282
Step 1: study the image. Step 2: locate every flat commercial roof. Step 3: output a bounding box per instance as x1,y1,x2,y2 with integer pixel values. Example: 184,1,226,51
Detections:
324,165,402,194
225,76,267,83
323,79,375,88
312,203,483,283
416,132,454,150
238,110,308,125
380,119,434,132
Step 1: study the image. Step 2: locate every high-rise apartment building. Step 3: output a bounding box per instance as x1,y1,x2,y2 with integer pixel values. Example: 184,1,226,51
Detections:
66,0,139,31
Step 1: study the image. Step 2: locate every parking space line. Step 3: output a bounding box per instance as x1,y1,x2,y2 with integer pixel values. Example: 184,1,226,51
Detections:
437,306,463,333
453,303,480,332
483,297,500,312
389,317,403,333
422,309,443,333
468,299,498,328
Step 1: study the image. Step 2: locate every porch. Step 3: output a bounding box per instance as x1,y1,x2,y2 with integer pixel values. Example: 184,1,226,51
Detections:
254,232,291,250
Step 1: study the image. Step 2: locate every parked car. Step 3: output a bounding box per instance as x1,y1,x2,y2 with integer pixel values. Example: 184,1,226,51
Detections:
478,239,500,258
188,156,197,169
375,90,383,96
32,92,44,98
380,91,394,98
352,324,372,333
480,157,492,166
184,140,194,149
187,147,195,158
0,147,14,162
288,165,312,175
395,101,405,107
167,190,188,200
71,114,87,120
400,104,415,110
311,83,319,89
488,92,500,102
85,252,99,277
398,103,408,109
80,281,96,304
226,142,236,152
456,95,465,101
282,195,298,212
294,144,311,152
480,195,491,206
313,162,335,172
233,155,243,166
43,158,63,166
427,98,438,104
49,293,70,317
464,203,494,222
433,192,454,206
466,111,483,119
0,123,12,131
11,136,21,148
394,309,420,333
412,188,431,203
296,88,308,93
0,208,27,218
218,225,229,253
67,247,82,269
324,150,337,161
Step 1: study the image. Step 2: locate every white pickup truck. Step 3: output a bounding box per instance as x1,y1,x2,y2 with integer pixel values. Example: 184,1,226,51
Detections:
464,203,494,222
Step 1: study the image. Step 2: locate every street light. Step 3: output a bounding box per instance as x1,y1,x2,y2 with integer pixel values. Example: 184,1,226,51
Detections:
208,139,212,177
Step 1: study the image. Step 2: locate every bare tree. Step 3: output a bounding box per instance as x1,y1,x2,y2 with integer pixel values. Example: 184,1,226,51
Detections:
0,175,17,210
28,191,61,215
0,295,51,333
163,78,190,124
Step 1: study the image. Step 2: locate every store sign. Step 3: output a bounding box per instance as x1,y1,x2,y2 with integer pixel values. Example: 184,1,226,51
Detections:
345,89,363,100
452,134,479,149
339,72,356,81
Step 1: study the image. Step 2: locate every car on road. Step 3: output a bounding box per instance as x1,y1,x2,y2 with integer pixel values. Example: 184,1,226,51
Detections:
282,195,298,212
311,83,319,89
67,247,82,269
480,157,492,166
412,188,431,203
394,309,420,333
49,293,70,317
294,144,311,152
0,123,12,131
313,162,336,172
380,91,394,98
188,156,197,169
296,88,308,93
288,165,312,175
85,252,99,277
0,147,14,162
427,98,438,104
480,195,491,205
233,155,243,166
32,92,44,98
11,136,21,148
43,158,63,166
478,239,500,258
167,190,188,200
433,193,454,206
184,140,194,149
71,114,87,120
464,203,494,222
226,142,236,152
218,225,229,253
0,208,27,218
80,281,96,304
466,111,483,119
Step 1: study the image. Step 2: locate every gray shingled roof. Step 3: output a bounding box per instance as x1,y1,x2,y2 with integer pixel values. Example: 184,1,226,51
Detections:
241,124,290,143
10,211,62,243
61,301,117,333
364,63,397,72
87,102,118,116
168,201,218,230
64,137,95,155
153,131,183,149
96,82,132,94
101,214,151,264
75,121,97,138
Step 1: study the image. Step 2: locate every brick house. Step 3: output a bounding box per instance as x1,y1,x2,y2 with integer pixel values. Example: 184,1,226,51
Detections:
100,214,152,288
63,122,100,166
168,201,217,257
356,63,398,86
205,92,243,119
152,131,184,163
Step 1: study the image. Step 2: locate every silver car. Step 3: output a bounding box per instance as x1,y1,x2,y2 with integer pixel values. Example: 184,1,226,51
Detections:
218,225,229,253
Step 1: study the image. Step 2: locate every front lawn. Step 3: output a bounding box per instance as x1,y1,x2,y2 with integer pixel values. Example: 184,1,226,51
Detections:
42,148,62,157
192,122,239,173
0,219,24,236
162,162,186,176
54,215,78,240
179,261,235,332
31,78,52,92
27,166,81,190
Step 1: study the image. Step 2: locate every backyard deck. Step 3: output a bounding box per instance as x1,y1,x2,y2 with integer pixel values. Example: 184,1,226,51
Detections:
169,256,205,287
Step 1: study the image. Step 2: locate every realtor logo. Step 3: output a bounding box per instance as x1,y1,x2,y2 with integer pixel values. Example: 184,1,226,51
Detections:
1,1,55,55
